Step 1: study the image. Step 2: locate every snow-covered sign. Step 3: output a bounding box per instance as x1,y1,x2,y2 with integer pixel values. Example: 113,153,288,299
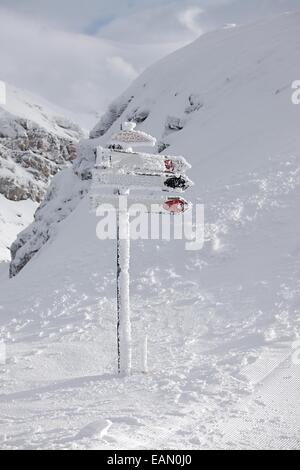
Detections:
93,146,194,194
91,122,193,376
96,148,191,174
110,122,156,149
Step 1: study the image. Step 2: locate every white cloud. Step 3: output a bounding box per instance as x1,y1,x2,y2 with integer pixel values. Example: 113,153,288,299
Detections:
0,0,299,129
98,3,204,44
0,7,187,128
178,7,204,35
106,57,138,81
0,0,176,32
0,2,207,128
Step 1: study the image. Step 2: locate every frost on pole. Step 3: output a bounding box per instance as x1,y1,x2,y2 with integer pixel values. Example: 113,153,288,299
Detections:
0,81,6,105
117,200,132,375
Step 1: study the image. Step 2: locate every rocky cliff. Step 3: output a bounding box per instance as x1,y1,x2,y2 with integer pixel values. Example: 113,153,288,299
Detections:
0,84,83,204
0,83,84,262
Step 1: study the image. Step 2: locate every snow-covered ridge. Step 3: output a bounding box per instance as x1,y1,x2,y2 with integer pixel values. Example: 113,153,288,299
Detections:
90,11,300,161
10,11,300,276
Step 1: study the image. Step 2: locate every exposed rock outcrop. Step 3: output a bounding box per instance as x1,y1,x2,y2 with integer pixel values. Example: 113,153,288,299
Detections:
0,83,84,263
0,113,82,203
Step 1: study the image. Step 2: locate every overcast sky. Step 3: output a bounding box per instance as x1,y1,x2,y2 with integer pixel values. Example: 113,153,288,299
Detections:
0,0,299,127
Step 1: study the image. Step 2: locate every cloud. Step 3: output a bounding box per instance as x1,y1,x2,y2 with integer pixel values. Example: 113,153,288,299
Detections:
0,0,299,129
106,57,138,81
0,6,189,128
98,2,205,44
0,0,176,32
178,7,204,35
0,2,207,128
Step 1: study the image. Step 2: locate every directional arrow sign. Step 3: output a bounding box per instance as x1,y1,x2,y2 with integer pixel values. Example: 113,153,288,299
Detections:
92,169,193,193
95,148,191,175
91,193,191,214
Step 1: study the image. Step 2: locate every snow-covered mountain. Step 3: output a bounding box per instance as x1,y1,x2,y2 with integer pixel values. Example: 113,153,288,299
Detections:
11,12,300,277
0,83,84,261
1,12,300,449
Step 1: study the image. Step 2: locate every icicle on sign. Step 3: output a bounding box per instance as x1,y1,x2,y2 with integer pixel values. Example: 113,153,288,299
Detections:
91,122,194,376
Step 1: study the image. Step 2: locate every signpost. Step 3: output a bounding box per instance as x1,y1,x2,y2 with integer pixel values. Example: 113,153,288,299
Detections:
91,122,193,375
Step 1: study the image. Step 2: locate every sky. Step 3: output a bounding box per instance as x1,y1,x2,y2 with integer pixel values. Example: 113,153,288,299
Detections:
0,0,299,128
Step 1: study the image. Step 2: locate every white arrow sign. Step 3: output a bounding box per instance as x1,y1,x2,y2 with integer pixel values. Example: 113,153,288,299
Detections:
96,148,191,175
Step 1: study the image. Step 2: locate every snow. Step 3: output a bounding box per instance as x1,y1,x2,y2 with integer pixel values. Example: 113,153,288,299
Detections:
111,122,156,148
9,168,89,277
0,12,300,449
0,194,37,262
75,419,113,442
96,148,191,174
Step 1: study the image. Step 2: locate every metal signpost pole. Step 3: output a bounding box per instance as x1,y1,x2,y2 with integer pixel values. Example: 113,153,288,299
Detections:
116,188,132,375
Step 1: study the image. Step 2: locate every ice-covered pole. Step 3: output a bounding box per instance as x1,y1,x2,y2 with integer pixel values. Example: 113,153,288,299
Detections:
142,335,148,374
116,191,132,375
110,122,156,375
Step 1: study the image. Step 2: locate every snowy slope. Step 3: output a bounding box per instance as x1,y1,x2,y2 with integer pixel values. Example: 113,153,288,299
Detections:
0,195,37,262
0,13,300,449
